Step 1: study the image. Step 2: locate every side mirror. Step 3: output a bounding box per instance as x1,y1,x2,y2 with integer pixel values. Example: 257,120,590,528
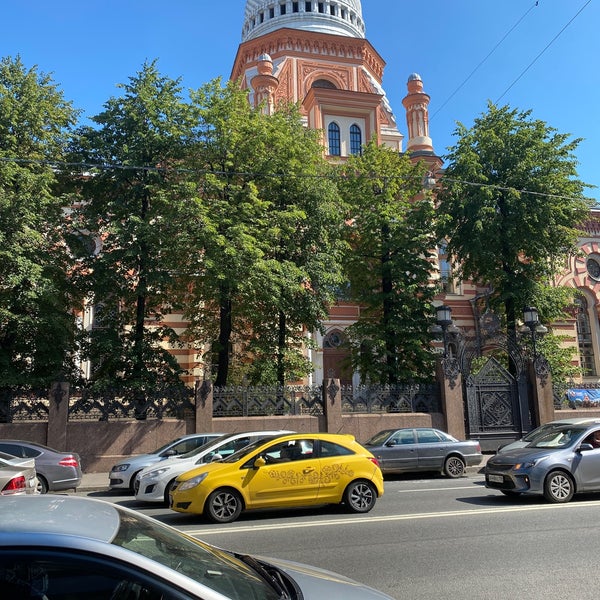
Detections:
210,453,223,462
253,456,266,469
385,441,397,447
164,449,177,457
579,443,594,452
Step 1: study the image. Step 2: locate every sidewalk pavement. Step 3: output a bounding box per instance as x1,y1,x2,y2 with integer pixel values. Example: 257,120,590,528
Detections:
77,454,490,493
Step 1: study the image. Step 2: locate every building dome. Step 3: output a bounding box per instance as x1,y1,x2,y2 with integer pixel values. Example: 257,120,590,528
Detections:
242,0,365,42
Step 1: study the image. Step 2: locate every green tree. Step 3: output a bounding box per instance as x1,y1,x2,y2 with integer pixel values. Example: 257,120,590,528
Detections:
437,103,592,346
339,142,438,384
71,61,197,390
183,83,345,386
0,56,80,387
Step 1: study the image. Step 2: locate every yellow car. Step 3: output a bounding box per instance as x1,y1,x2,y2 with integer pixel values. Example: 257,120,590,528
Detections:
169,433,384,523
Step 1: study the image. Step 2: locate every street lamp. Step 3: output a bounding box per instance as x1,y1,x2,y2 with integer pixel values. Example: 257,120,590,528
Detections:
523,306,547,358
436,304,453,358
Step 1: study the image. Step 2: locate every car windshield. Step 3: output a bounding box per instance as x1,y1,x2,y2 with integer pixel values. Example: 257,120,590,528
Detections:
150,437,187,455
522,423,562,442
179,435,232,459
528,426,588,449
111,508,280,600
220,435,284,463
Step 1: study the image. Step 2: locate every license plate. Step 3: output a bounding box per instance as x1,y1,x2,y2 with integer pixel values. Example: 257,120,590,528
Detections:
488,474,504,484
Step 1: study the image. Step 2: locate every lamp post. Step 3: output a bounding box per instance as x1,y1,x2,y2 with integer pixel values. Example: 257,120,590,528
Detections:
523,305,544,358
436,304,453,358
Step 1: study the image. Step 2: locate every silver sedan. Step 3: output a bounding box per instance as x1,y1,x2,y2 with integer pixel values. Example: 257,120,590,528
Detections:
485,422,600,503
0,495,395,600
363,427,482,478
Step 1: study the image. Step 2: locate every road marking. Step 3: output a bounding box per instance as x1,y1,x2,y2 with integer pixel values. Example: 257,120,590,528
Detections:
188,500,600,536
395,485,476,493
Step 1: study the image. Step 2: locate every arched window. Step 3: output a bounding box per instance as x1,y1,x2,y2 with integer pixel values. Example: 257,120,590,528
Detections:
328,122,341,156
575,296,597,376
349,124,362,155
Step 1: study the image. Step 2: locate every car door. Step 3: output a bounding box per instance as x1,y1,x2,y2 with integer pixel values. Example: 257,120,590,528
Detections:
243,438,320,509
573,441,600,490
373,430,418,472
415,429,447,470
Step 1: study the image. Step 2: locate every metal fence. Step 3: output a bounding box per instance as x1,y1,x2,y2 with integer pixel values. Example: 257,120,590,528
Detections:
0,381,441,422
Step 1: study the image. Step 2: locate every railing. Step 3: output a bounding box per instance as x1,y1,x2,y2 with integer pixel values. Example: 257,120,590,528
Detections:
0,380,440,422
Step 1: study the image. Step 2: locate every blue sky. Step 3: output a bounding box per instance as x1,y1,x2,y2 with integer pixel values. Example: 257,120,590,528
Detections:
3,0,598,202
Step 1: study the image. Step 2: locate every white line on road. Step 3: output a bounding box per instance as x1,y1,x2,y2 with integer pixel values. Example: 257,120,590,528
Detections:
188,499,600,536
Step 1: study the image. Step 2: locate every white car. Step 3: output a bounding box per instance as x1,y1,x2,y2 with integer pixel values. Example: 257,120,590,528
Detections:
0,451,37,495
135,430,293,505
109,432,224,492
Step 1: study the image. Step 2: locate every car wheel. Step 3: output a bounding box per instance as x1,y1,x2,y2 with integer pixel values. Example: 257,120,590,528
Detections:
344,480,376,513
163,478,177,506
36,475,49,494
443,456,465,478
544,470,574,503
129,471,142,493
205,488,243,523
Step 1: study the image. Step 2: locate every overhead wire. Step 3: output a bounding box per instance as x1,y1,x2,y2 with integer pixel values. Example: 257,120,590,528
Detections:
495,0,592,103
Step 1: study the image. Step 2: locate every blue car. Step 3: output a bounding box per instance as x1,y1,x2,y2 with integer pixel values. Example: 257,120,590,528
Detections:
485,422,600,503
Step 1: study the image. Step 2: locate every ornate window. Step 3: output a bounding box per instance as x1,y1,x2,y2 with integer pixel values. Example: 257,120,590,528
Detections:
323,329,345,348
328,122,341,156
587,255,600,281
575,296,597,376
350,124,362,155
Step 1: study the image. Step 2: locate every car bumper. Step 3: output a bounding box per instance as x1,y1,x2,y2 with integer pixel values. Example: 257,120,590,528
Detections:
135,479,166,502
485,468,543,494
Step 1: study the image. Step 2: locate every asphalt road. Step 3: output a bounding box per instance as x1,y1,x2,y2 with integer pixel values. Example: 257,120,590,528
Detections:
79,472,600,600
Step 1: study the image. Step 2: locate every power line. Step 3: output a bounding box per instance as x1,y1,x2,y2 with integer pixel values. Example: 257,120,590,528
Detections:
495,0,592,103
431,1,539,122
0,155,593,204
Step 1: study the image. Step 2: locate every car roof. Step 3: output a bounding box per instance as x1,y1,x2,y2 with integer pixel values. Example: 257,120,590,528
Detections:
0,495,120,541
0,440,59,452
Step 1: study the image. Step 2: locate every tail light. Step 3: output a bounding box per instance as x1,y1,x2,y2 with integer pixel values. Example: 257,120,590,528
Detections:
1,476,26,494
59,456,79,468
369,457,380,468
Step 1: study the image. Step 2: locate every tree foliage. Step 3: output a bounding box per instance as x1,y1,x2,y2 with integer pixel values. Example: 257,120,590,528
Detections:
338,142,438,383
437,103,592,333
0,56,80,385
70,61,197,389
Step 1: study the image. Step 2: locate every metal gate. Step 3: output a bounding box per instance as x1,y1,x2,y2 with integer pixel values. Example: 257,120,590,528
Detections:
464,357,531,451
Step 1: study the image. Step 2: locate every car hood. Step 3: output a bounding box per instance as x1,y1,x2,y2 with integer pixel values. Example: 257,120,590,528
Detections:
256,555,394,600
488,447,564,465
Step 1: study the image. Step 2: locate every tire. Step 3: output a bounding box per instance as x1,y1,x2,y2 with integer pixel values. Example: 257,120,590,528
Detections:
163,478,177,506
544,470,574,503
344,480,377,513
36,475,49,494
129,471,142,494
443,456,465,478
205,488,243,523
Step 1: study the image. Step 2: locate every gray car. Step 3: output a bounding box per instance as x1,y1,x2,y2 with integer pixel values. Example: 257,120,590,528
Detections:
485,422,600,503
109,432,224,491
0,440,81,493
0,494,395,600
363,427,483,478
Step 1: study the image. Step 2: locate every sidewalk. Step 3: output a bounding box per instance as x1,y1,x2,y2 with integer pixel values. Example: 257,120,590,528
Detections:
77,455,490,493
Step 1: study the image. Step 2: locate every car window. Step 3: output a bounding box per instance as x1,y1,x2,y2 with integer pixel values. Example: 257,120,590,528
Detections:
261,440,314,463
164,438,205,456
416,430,442,444
389,430,415,445
0,443,24,458
319,440,354,457
0,549,188,600
365,430,395,446
530,427,587,448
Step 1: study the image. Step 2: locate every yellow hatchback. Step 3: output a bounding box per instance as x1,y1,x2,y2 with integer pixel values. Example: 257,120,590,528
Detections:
169,433,384,523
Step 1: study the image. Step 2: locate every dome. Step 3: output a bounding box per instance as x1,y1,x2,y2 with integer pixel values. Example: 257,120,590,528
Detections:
242,0,365,42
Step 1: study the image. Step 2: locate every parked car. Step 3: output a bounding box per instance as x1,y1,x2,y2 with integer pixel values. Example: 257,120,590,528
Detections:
0,440,81,493
0,494,395,600
109,432,223,492
170,432,384,523
497,417,600,453
0,451,37,496
362,427,482,478
135,430,294,505
485,421,600,503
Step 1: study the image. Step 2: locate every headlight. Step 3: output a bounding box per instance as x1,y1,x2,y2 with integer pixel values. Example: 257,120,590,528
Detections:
514,461,537,470
111,464,129,472
141,467,170,479
177,472,209,492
